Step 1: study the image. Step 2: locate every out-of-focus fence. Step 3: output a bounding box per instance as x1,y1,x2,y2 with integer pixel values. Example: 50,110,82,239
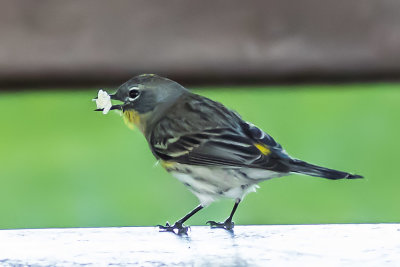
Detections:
1,0,400,88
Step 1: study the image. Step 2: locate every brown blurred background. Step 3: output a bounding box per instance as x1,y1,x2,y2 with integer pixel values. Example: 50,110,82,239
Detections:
1,0,400,88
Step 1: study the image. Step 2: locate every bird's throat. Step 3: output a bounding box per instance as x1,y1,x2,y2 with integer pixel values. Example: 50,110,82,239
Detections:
123,110,142,131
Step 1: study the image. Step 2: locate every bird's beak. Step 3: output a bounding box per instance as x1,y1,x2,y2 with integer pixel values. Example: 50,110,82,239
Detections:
94,92,123,112
109,93,123,110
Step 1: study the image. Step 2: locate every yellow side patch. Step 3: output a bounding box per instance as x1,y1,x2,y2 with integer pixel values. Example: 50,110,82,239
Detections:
123,110,140,130
160,161,176,170
254,143,271,155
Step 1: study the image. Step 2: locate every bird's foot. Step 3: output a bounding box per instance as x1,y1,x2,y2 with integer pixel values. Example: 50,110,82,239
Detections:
207,219,234,230
157,221,189,235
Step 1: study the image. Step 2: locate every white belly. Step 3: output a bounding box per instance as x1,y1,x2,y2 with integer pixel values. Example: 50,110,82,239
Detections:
169,163,287,206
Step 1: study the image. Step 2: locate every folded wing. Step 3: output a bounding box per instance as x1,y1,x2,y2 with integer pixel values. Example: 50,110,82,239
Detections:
151,124,292,173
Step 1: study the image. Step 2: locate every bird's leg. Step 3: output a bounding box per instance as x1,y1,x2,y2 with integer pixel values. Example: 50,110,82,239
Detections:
207,199,241,230
158,204,203,235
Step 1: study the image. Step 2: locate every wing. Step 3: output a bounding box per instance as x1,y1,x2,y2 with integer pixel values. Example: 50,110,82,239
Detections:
240,121,290,159
151,122,292,173
148,92,292,173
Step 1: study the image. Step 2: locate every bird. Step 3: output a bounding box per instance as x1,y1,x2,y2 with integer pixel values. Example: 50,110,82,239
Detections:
94,74,363,234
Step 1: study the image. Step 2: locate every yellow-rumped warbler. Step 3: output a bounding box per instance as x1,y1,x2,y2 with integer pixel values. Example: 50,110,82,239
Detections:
95,74,362,234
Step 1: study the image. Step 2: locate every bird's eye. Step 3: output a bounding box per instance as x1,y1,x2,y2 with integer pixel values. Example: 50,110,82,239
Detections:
128,89,140,100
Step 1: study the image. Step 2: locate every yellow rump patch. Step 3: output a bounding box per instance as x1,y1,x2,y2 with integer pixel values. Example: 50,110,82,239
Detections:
254,143,271,155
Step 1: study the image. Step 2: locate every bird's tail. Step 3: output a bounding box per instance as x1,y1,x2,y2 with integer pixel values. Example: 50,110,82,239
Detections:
289,159,363,180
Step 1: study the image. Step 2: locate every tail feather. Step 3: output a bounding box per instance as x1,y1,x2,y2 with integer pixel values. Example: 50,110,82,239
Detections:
289,159,363,180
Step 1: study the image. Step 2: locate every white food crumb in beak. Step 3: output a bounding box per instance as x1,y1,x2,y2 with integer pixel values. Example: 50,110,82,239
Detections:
94,89,112,114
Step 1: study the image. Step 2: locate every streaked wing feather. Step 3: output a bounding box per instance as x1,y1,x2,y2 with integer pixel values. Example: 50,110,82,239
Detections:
152,127,291,172
149,93,290,172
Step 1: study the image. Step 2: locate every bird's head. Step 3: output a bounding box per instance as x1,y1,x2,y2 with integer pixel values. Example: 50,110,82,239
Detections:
96,74,188,131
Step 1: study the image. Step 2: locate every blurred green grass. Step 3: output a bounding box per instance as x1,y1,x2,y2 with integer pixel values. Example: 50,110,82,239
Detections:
0,83,399,229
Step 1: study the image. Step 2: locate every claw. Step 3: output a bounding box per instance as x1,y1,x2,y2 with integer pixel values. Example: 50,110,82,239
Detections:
207,220,235,230
158,221,189,235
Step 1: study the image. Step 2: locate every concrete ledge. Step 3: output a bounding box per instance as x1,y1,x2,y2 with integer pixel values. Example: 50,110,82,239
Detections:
0,224,399,266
